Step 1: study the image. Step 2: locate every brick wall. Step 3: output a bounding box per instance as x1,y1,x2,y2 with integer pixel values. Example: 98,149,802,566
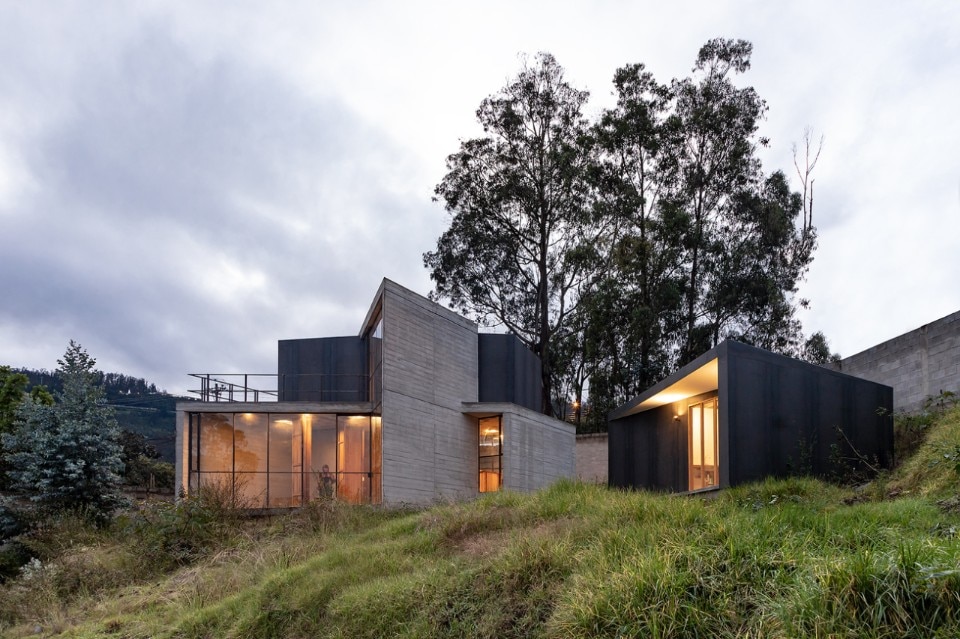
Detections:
835,310,960,413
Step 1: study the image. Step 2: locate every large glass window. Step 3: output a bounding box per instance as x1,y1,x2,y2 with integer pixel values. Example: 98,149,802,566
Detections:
188,411,380,506
479,416,502,492
308,414,337,500
338,415,371,504
234,413,268,507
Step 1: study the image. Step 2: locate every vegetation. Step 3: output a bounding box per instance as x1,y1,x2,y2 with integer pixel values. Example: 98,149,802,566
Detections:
425,52,599,415
425,40,833,423
0,405,958,638
2,342,125,523
15,366,179,462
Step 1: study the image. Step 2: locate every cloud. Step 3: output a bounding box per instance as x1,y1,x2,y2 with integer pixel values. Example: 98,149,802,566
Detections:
0,19,436,392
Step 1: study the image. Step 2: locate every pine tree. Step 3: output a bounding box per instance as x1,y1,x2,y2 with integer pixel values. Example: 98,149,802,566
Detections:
1,341,125,523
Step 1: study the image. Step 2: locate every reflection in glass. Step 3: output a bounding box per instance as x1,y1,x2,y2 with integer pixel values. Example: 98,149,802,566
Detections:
338,416,371,503
188,411,382,507
308,414,337,500
368,313,383,408
270,415,300,507
198,413,233,472
234,413,267,504
371,416,382,504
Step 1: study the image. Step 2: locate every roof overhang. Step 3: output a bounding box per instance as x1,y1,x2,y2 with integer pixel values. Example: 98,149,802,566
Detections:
609,344,724,421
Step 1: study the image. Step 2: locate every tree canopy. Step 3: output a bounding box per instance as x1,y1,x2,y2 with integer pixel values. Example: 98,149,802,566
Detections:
425,53,603,415
427,41,827,423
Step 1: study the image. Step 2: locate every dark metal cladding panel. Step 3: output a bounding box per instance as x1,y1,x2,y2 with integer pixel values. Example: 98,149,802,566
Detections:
477,334,542,412
724,341,894,485
277,336,367,402
610,340,894,493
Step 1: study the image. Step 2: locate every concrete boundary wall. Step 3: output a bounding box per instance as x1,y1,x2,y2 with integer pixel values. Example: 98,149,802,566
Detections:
835,310,960,413
575,433,608,484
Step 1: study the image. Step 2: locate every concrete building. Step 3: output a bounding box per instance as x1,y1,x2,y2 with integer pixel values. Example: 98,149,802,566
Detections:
834,310,960,413
174,279,575,507
608,341,894,493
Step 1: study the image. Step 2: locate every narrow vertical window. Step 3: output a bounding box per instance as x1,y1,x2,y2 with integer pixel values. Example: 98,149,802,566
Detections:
479,416,502,492
368,312,383,409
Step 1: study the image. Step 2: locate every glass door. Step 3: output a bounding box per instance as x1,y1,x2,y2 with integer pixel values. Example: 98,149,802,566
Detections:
688,398,718,491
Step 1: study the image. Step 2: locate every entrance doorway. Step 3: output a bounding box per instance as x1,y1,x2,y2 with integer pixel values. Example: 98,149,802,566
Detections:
688,397,718,490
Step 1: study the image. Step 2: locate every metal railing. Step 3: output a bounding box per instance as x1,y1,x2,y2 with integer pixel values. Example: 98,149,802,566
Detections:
188,373,368,403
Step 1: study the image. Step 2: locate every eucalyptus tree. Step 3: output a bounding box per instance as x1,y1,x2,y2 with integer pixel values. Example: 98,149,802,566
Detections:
577,63,685,419
424,53,604,415
633,38,816,366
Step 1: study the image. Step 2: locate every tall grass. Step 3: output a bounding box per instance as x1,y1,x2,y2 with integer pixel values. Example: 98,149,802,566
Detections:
1,409,959,637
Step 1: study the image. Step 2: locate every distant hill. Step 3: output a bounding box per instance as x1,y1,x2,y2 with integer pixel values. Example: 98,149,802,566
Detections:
14,368,190,462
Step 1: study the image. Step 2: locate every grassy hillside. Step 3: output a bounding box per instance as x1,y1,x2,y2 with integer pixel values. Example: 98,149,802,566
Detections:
3,407,960,638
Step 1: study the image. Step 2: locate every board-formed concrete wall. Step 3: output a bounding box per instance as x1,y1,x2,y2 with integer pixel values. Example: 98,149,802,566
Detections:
379,280,480,504
835,310,960,413
500,405,575,492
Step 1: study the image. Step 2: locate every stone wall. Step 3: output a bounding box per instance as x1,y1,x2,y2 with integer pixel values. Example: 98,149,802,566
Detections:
835,310,960,413
575,433,608,484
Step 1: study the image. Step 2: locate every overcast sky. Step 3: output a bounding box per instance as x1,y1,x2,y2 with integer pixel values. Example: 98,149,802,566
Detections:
1,1,958,395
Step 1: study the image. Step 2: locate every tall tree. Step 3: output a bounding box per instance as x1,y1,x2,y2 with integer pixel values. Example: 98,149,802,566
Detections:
425,53,602,415
670,38,771,362
579,63,685,419
2,342,125,523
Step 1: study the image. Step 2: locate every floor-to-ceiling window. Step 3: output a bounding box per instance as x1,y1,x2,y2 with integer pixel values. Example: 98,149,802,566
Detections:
688,398,719,491
479,416,502,492
188,411,381,506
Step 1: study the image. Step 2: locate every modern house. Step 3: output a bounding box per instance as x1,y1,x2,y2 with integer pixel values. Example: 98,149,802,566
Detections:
174,279,575,507
608,340,894,493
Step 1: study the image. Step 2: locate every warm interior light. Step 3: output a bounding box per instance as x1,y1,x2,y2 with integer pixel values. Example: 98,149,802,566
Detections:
629,358,719,414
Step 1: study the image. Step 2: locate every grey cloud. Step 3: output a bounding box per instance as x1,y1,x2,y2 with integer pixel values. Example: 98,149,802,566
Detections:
0,21,436,392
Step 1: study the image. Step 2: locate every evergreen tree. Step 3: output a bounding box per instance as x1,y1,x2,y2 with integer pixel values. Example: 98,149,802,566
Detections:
2,341,125,523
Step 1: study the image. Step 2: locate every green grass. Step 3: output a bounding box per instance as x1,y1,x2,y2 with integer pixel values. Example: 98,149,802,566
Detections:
3,407,960,638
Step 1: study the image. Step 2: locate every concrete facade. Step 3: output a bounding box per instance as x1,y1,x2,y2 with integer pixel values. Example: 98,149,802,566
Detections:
575,433,608,484
463,402,575,491
176,278,575,507
835,310,960,413
378,280,480,504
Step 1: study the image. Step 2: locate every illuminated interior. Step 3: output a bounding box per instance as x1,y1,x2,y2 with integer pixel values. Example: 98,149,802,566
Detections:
479,415,502,492
188,412,381,506
689,398,718,491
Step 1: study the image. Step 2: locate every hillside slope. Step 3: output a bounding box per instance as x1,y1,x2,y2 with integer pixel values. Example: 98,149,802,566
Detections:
3,408,960,638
